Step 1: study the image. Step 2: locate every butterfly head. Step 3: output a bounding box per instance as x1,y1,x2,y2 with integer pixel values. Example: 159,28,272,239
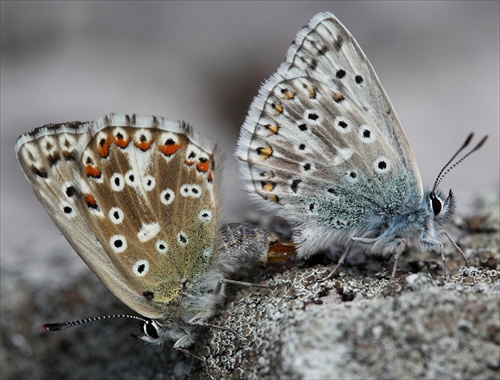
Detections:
426,189,455,226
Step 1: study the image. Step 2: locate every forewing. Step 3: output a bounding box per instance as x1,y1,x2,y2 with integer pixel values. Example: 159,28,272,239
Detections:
236,12,423,229
16,114,219,319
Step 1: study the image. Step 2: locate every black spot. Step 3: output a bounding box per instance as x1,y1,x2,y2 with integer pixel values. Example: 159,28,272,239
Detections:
188,151,196,159
64,152,76,161
308,113,319,121
355,75,363,84
327,188,338,195
309,204,315,211
192,188,199,194
165,138,175,145
334,36,343,51
128,174,135,182
317,45,328,55
114,177,121,186
299,144,306,150
180,234,187,244
309,58,317,70
45,142,53,150
116,132,124,140
114,239,123,248
338,121,348,129
113,211,120,220
202,212,209,218
158,243,166,250
199,157,208,163
99,138,106,147
363,129,371,138
85,157,93,165
183,188,189,194
140,135,147,142
291,179,302,193
137,264,146,273
378,161,387,170
298,124,308,131
386,109,392,115
303,163,311,171
143,291,154,301
48,153,61,166
32,167,48,178
350,171,357,179
66,186,76,197
280,88,288,94
336,69,346,78
164,193,171,202
63,206,73,214
147,179,152,186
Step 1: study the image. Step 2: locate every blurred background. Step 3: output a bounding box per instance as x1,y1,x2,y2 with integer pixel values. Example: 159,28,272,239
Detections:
1,1,499,284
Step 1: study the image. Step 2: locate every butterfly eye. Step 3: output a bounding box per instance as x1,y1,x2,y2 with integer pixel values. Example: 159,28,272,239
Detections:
143,321,160,340
429,192,443,216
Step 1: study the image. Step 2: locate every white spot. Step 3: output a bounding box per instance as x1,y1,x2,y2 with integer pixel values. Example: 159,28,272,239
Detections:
132,260,149,277
177,231,189,246
160,188,175,205
125,170,139,187
203,248,213,263
198,209,212,222
60,202,76,218
359,125,376,143
332,148,353,166
134,129,152,146
156,240,169,254
303,109,322,124
180,184,202,198
185,144,201,163
109,207,124,224
374,157,391,174
334,117,351,133
110,235,127,253
110,173,125,191
40,136,57,156
112,127,128,143
142,175,155,191
137,222,160,242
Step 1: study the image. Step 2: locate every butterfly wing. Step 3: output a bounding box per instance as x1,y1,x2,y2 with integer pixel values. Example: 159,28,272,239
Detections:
236,12,424,252
16,114,220,319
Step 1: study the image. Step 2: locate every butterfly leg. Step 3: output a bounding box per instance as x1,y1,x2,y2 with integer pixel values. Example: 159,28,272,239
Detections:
390,238,407,279
322,241,353,281
442,230,469,266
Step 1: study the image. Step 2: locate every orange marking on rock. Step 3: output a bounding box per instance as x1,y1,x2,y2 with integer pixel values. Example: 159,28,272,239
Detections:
197,160,210,173
135,140,152,151
85,165,101,178
159,143,183,156
97,135,111,158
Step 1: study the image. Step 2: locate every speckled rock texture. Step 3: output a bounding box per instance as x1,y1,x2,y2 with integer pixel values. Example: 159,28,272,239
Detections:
2,192,499,379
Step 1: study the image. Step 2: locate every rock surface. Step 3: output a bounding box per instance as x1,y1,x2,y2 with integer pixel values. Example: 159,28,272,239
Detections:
2,192,499,379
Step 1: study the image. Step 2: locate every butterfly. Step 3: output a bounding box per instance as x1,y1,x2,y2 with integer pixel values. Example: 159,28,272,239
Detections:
235,12,487,277
16,113,274,358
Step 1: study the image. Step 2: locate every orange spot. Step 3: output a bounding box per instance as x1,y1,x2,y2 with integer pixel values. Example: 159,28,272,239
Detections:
135,140,152,151
185,159,195,167
257,145,273,160
159,143,183,156
273,103,283,115
97,135,111,158
265,194,279,203
85,165,101,178
283,91,295,99
114,136,130,148
261,181,275,192
196,160,210,173
266,125,279,135
207,171,213,183
84,193,97,207
267,242,296,263
309,86,317,98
